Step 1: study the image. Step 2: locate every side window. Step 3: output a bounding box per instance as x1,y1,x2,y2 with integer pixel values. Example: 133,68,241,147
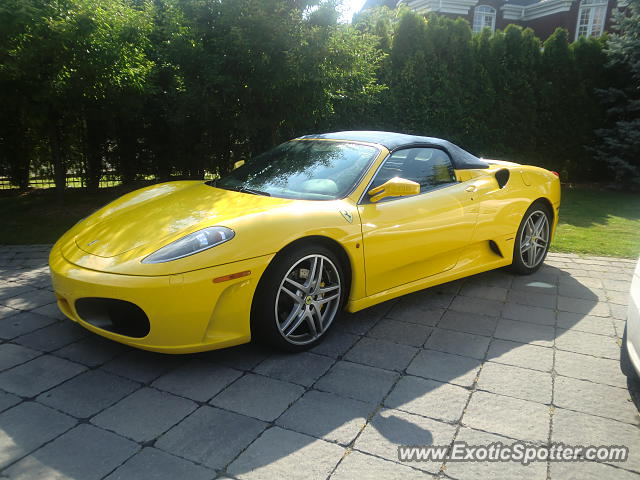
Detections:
369,147,457,198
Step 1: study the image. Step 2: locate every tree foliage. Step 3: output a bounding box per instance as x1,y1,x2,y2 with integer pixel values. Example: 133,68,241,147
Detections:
0,1,627,191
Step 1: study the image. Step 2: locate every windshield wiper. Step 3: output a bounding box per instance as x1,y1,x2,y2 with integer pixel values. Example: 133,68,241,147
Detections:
207,180,271,196
238,186,271,196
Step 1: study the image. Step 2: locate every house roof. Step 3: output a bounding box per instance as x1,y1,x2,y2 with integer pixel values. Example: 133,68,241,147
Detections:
298,130,489,170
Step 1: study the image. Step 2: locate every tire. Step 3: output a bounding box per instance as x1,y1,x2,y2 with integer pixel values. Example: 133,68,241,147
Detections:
250,244,346,352
509,201,552,275
621,324,637,379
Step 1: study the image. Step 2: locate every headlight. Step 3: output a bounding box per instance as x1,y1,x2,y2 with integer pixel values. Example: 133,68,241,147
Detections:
141,226,235,263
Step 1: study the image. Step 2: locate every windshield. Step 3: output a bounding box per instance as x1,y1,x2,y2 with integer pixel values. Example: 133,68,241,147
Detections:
211,140,379,200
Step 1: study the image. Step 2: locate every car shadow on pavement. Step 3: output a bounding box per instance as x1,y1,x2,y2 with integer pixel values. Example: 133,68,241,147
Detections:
0,260,637,478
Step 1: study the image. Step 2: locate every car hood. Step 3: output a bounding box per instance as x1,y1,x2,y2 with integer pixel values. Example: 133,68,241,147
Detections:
55,181,360,276
73,181,290,258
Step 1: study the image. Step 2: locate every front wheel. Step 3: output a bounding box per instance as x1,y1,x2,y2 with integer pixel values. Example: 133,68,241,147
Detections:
509,202,552,275
251,244,345,352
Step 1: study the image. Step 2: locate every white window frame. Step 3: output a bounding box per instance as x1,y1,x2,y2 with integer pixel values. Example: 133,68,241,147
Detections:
473,5,497,33
575,0,608,39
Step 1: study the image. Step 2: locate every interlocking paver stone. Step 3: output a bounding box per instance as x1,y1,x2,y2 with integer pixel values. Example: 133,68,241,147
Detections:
92,387,197,442
437,310,498,337
0,311,56,339
14,321,86,352
53,335,126,367
152,360,242,402
502,302,556,325
277,390,375,445
367,318,432,347
494,318,555,347
477,362,552,404
105,447,214,480
0,402,76,468
211,373,304,422
425,328,490,359
37,370,139,418
555,349,627,388
0,344,40,371
406,349,481,387
354,407,455,473
226,427,345,480
254,352,334,387
344,337,417,371
101,349,185,383
332,451,431,480
486,338,553,371
4,424,138,480
385,375,470,422
463,391,550,443
0,354,86,397
310,330,359,358
555,329,620,359
156,406,267,470
314,360,399,403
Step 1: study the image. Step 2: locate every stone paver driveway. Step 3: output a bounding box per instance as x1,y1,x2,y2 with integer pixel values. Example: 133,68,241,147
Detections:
0,244,638,479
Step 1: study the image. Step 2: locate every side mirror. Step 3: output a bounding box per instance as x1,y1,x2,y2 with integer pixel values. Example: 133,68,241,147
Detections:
368,177,420,203
233,160,245,170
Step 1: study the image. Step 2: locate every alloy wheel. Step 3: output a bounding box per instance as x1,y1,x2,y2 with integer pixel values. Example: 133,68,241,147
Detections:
519,210,550,268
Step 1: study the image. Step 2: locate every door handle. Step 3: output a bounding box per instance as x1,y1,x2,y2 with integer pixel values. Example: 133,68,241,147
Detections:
465,185,477,193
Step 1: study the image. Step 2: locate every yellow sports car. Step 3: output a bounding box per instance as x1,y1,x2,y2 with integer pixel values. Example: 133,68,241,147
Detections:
50,131,561,353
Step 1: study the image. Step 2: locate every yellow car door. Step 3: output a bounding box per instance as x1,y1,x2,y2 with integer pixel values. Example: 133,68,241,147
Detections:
358,147,479,296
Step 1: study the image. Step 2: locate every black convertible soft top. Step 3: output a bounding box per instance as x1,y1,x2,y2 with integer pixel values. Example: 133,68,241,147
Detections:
299,131,489,170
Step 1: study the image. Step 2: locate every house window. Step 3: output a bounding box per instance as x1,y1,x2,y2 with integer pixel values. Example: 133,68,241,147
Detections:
473,5,496,33
576,0,608,39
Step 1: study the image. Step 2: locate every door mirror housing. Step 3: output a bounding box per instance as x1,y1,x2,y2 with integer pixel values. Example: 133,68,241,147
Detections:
368,177,420,203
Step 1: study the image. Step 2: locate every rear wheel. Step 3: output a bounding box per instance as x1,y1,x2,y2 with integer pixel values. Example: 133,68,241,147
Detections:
251,244,345,352
510,202,552,275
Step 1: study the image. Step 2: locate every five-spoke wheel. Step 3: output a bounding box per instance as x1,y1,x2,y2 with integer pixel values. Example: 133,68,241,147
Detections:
511,202,552,274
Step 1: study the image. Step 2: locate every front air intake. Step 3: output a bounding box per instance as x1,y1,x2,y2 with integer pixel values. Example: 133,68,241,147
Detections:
75,298,150,338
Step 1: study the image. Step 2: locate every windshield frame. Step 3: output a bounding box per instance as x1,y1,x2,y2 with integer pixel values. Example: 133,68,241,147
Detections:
210,139,383,202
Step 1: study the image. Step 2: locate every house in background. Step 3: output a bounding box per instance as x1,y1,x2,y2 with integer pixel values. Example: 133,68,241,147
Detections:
364,0,627,40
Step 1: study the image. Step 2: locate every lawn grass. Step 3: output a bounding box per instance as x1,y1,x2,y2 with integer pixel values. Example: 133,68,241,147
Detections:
1,184,639,259
551,186,640,259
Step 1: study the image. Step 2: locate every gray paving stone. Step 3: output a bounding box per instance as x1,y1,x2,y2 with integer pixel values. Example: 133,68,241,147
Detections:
0,344,40,371
555,329,620,359
0,284,35,302
101,349,185,383
14,321,87,352
550,460,639,480
487,339,553,371
105,447,214,480
334,303,389,335
92,387,196,442
253,352,334,387
449,296,503,317
314,360,399,403
4,424,138,480
156,406,267,470
557,297,610,317
1,289,56,311
152,360,242,402
344,337,417,372
552,408,640,472
0,391,20,413
385,375,470,422
310,330,359,358
53,335,126,367
506,289,557,309
607,290,630,305
559,283,607,301
406,349,481,387
277,390,375,445
354,407,455,473
511,274,558,292
445,427,547,480
332,451,431,480
0,311,57,339
459,284,508,302
197,343,272,371
37,370,139,418
502,303,556,326
463,391,550,443
556,312,616,336
0,305,20,321
386,303,445,327
477,362,552,404
424,328,490,359
553,376,638,424
437,310,498,337
555,349,628,388
0,402,76,468
211,373,304,422
395,290,455,310
610,303,628,320
367,319,432,347
0,354,86,397
494,318,555,347
29,303,66,321
227,427,345,480
469,270,513,288
602,278,632,292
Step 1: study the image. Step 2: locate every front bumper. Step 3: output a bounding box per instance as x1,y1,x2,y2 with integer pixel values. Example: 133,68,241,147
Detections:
49,247,274,353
